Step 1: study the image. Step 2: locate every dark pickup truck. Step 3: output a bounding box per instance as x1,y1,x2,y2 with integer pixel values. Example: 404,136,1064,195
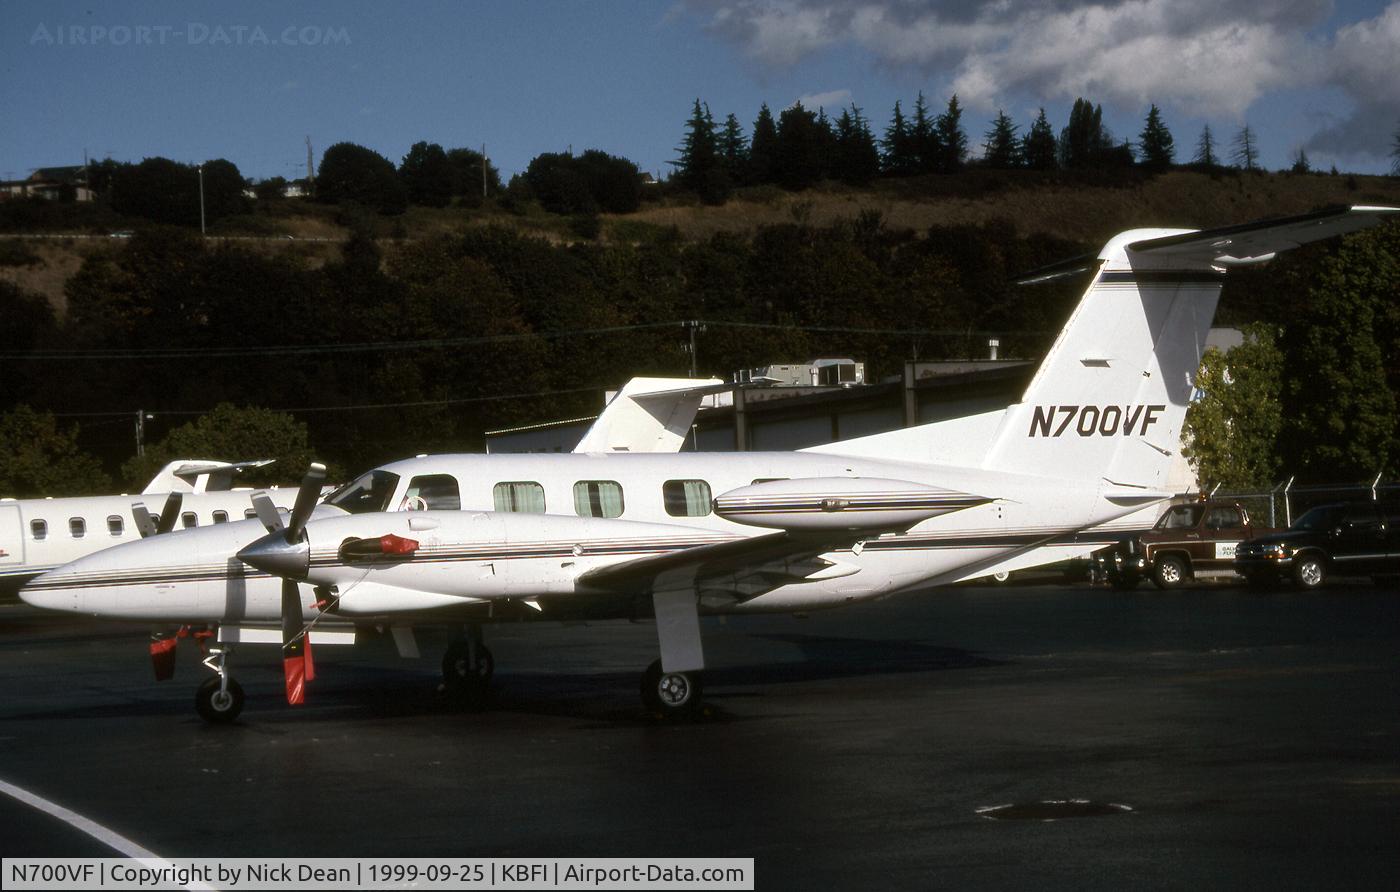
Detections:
1094,500,1276,590
1233,502,1400,589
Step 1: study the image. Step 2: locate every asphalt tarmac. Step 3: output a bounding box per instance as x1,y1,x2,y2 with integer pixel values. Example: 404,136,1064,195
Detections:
1,578,1397,890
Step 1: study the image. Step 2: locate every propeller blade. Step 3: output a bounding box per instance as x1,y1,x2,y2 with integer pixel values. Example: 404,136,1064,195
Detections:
281,577,308,706
285,463,327,544
155,492,183,534
250,491,284,534
131,501,157,539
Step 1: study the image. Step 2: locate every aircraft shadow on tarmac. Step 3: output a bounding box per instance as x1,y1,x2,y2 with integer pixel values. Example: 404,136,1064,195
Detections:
2,633,1006,726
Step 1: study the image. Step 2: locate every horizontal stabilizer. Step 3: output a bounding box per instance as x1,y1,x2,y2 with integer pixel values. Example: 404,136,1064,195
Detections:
1126,205,1398,265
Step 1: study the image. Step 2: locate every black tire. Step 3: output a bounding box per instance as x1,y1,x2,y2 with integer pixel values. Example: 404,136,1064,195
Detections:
1110,572,1140,591
1243,571,1274,589
1152,555,1188,590
1293,554,1326,589
442,641,494,686
195,676,244,724
641,659,703,716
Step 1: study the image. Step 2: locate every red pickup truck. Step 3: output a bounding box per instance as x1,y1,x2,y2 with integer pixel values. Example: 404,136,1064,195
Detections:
1094,500,1277,589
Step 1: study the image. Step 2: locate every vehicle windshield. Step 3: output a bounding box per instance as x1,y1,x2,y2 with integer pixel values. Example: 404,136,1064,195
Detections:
324,470,400,515
1291,505,1345,531
1155,505,1203,530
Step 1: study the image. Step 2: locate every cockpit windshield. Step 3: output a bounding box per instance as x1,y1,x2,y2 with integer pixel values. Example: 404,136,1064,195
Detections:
325,470,400,515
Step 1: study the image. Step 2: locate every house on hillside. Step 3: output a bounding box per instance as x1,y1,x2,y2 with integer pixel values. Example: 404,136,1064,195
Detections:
0,166,94,202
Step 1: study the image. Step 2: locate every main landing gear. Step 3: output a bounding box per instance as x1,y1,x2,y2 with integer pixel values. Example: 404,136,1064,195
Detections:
195,643,244,724
441,625,494,708
641,659,703,717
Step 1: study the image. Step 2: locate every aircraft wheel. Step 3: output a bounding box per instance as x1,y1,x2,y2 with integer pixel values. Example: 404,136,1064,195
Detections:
1152,556,1187,590
991,571,1011,584
195,676,244,724
641,659,702,716
1293,555,1326,590
442,641,494,686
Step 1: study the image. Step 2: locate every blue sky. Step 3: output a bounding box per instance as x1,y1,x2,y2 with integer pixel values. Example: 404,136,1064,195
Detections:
2,1,1397,183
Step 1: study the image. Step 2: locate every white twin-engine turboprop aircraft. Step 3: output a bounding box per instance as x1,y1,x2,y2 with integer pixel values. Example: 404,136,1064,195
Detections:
22,206,1397,723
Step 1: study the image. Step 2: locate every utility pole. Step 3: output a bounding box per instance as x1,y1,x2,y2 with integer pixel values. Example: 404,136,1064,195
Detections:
197,165,206,235
305,135,315,187
481,143,488,199
682,320,706,378
134,410,153,457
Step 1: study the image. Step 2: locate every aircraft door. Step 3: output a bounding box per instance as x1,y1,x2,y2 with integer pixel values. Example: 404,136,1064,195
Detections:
0,504,23,565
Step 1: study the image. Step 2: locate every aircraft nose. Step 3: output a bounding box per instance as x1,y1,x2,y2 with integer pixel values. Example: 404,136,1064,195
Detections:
237,532,310,579
19,573,81,613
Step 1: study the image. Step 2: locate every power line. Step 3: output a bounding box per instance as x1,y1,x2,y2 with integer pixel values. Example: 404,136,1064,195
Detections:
4,319,1046,361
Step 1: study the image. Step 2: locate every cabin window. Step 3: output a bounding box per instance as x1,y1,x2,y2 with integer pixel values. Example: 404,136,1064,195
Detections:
493,482,546,513
573,481,624,518
663,480,712,517
181,511,198,529
30,519,47,541
107,515,124,536
404,474,461,511
244,507,259,520
212,510,229,524
69,517,86,539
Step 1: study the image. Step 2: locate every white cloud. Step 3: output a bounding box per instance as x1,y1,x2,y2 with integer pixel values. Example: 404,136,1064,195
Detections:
689,0,1400,156
795,88,852,109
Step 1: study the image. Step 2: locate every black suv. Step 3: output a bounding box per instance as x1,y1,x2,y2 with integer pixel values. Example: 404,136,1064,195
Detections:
1234,502,1400,589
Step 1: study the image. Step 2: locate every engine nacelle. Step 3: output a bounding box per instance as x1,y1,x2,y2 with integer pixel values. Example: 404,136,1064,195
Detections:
712,477,988,532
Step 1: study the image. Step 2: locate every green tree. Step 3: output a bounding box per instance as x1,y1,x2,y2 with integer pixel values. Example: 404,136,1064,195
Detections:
749,103,779,185
1022,108,1058,171
1391,119,1400,176
1193,124,1218,169
444,147,502,206
122,404,320,490
1290,148,1311,174
1231,124,1260,172
983,110,1021,169
1282,230,1398,481
718,113,749,183
1059,98,1112,169
316,142,409,214
832,104,881,184
0,406,109,497
254,176,288,201
110,157,247,226
574,149,643,214
675,99,722,200
774,101,827,190
1137,104,1175,172
1183,325,1284,490
935,94,967,171
399,141,454,208
881,100,916,176
910,92,940,173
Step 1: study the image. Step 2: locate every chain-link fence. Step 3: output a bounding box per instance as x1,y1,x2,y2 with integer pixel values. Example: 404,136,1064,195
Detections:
1209,478,1399,529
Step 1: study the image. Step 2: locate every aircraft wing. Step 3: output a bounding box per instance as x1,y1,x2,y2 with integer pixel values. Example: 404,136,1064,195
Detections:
1127,205,1398,265
577,530,857,603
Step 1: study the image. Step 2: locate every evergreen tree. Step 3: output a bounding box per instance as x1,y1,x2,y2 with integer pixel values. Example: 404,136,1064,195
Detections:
1232,124,1260,171
444,147,502,207
1058,98,1112,169
718,113,749,182
775,101,826,190
316,143,408,214
749,103,779,185
1022,108,1058,171
983,110,1021,169
1290,148,1311,174
675,99,719,191
910,92,941,173
833,105,880,184
1137,104,1175,172
935,94,967,172
881,100,916,176
1193,124,1218,169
